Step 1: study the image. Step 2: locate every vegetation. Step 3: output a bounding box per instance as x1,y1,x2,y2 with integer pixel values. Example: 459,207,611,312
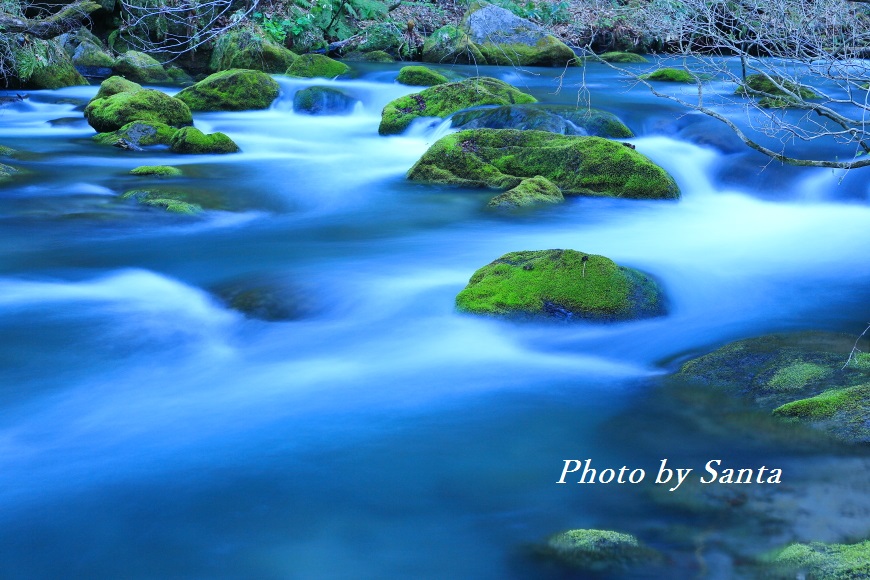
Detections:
176,69,280,111
169,127,240,154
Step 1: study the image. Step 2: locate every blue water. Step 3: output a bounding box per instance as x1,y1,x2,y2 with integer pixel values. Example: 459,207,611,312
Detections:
1,61,869,578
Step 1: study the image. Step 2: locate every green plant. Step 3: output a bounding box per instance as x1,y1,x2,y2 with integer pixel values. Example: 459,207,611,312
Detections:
253,12,292,43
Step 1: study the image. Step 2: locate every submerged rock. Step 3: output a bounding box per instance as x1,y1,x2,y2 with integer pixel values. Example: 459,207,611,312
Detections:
176,69,280,111
0,163,19,182
212,278,309,321
456,249,665,321
762,540,870,578
121,189,202,214
379,77,536,135
487,175,563,208
676,332,870,443
92,121,177,148
113,51,170,84
286,54,350,78
396,65,449,86
736,74,820,108
451,104,633,138
538,529,661,572
84,89,192,133
169,127,239,154
407,129,679,199
130,165,183,177
292,86,358,115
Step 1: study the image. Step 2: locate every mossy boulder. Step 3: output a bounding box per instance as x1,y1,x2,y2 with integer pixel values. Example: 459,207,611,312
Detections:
640,68,696,83
356,22,403,54
84,89,192,133
408,129,679,199
763,540,870,579
456,249,665,321
461,1,577,67
92,121,177,147
422,25,486,65
379,77,536,135
0,163,19,182
121,189,202,215
397,66,448,87
92,76,142,101
166,66,193,85
736,74,820,108
130,165,182,177
72,40,114,70
113,51,170,84
537,529,661,572
286,54,350,78
14,39,88,89
169,127,239,154
210,24,297,73
343,50,394,62
292,86,358,115
451,105,633,138
676,332,870,443
487,175,563,208
176,69,280,111
597,51,649,63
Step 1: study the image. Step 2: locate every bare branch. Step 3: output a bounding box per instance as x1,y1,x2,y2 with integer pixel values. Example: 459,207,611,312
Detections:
0,0,102,39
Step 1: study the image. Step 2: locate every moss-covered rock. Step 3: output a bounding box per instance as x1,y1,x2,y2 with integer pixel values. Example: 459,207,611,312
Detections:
72,40,114,69
343,50,394,62
451,105,633,138
763,540,870,579
92,121,177,147
292,86,358,115
113,51,170,84
0,163,19,182
737,74,820,108
210,24,297,73
397,66,449,86
84,89,192,133
14,39,88,89
121,189,202,214
166,66,193,85
379,77,536,135
597,51,649,63
91,75,142,101
285,54,350,78
408,129,679,199
356,22,403,54
462,1,577,67
422,25,486,65
538,529,661,572
640,68,696,83
0,145,17,157
676,332,870,443
456,249,665,320
175,69,279,111
130,165,183,177
487,175,563,208
169,127,239,154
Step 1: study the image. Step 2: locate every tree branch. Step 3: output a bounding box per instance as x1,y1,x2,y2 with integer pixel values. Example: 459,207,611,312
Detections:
0,1,102,40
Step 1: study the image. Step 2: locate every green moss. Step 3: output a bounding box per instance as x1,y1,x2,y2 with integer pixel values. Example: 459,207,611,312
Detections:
20,39,88,89
408,129,679,199
141,198,201,214
357,22,403,53
764,540,870,579
541,529,661,571
286,54,350,78
169,127,239,154
597,51,649,63
476,36,577,67
422,25,486,65
487,175,563,208
455,249,665,320
92,121,177,147
130,165,183,177
639,68,696,83
737,74,819,106
343,50,394,62
397,66,448,87
113,51,170,84
84,89,192,133
210,24,297,73
379,77,536,135
92,76,142,101
451,105,633,138
0,145,17,157
121,189,202,214
768,362,831,390
176,69,280,111
773,385,866,420
72,41,114,68
166,66,193,85
0,163,19,181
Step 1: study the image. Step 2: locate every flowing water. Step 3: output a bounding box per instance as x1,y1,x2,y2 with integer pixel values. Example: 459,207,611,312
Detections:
1,61,869,579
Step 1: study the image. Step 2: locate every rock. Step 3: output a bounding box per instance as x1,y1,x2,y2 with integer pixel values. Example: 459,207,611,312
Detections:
113,138,143,151
130,165,183,177
0,163,19,182
292,86,358,115
72,40,114,78
597,51,649,63
113,51,171,84
379,77,536,135
487,175,563,208
210,25,297,73
763,540,870,579
91,76,142,101
450,104,633,138
736,74,819,108
676,332,870,443
212,279,307,321
356,23,404,54
16,39,88,89
92,121,178,147
58,27,104,57
0,145,17,157
456,249,665,320
342,50,394,62
639,68,696,83
84,89,192,133
538,529,661,572
286,54,350,78
169,127,239,154
176,69,280,111
461,1,577,66
422,25,486,65
121,189,202,214
166,66,194,85
407,129,679,199
396,66,448,86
